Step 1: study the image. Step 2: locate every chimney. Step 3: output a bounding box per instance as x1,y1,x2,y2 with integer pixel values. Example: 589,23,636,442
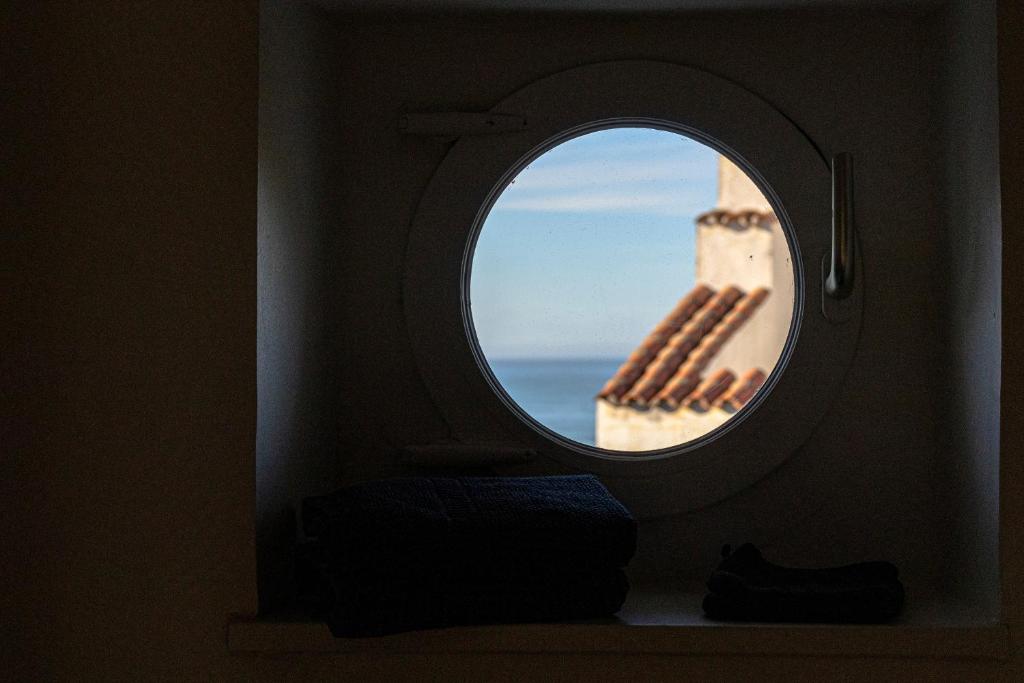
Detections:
717,155,773,212
693,155,793,377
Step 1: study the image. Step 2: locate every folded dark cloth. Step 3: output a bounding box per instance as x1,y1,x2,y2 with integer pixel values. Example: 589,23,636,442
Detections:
302,475,637,578
319,568,630,637
703,544,904,623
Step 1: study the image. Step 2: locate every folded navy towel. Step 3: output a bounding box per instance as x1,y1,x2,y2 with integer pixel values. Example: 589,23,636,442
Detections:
703,544,904,623
302,475,637,578
320,568,630,637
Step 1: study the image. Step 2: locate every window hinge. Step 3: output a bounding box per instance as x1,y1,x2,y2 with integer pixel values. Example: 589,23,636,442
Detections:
399,112,527,137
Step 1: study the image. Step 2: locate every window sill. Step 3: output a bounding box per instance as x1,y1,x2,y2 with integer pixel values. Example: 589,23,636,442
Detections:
227,586,1009,659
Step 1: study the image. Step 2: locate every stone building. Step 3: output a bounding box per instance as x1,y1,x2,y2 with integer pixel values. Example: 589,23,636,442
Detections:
595,157,793,451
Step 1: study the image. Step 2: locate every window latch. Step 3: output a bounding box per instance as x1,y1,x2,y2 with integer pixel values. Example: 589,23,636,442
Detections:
399,112,527,136
825,152,855,300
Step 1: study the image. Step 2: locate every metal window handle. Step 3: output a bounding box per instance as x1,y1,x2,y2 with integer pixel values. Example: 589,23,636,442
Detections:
826,152,855,300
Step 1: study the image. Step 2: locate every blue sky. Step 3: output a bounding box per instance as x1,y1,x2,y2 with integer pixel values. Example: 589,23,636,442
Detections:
470,127,720,360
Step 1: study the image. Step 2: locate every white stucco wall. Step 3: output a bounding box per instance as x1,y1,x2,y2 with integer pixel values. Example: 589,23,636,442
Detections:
695,222,775,291
596,400,732,451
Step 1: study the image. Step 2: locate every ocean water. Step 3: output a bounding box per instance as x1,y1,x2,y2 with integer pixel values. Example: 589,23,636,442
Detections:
487,358,623,447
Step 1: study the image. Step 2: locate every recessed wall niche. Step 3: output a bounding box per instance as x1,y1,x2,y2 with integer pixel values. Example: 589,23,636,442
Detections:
258,0,1000,621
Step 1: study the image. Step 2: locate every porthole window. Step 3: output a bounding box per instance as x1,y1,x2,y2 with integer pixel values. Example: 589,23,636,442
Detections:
469,127,795,452
404,61,860,516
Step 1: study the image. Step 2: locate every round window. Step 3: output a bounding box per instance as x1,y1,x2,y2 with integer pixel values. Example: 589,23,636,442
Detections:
403,61,859,515
468,127,795,452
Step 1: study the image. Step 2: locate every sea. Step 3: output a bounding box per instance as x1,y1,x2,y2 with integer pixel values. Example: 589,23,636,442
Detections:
488,358,623,447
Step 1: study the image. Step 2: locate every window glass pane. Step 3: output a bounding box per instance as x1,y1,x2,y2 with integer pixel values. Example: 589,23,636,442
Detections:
469,127,794,452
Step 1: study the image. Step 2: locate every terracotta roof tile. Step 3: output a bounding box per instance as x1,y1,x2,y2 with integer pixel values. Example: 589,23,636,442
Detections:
651,367,702,410
714,368,768,411
684,368,736,411
596,284,771,413
674,287,768,370
622,285,744,405
650,287,767,407
596,284,714,402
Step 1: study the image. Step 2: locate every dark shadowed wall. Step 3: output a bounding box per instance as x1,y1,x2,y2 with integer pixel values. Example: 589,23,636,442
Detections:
2,2,258,678
3,0,1024,679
